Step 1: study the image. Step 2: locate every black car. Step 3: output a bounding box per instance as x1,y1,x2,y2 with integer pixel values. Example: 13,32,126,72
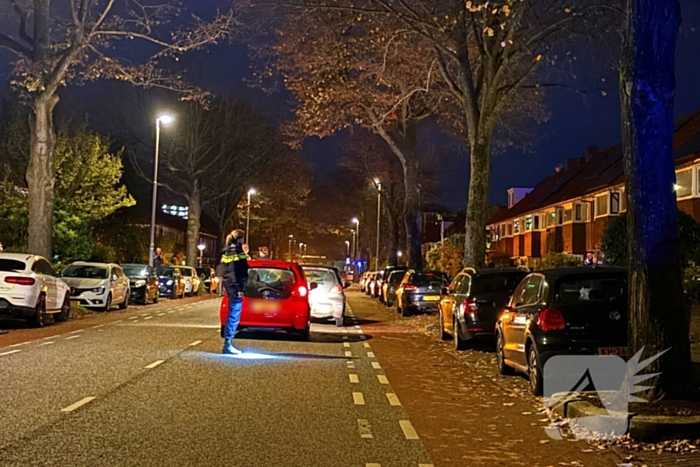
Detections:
395,270,449,316
378,266,408,304
496,267,628,395
121,264,159,305
438,268,528,350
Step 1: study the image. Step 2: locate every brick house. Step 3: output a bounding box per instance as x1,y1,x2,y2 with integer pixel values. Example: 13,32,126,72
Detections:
487,110,700,266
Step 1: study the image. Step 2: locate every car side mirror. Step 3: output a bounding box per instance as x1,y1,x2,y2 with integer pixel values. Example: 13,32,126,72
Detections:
310,282,318,290
111,274,118,282
344,281,351,289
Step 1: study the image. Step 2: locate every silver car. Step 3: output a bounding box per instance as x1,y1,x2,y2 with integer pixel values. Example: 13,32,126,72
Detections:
303,265,350,327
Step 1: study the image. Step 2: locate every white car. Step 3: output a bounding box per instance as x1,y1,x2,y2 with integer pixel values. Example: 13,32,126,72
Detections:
0,253,72,327
179,266,200,296
303,265,349,327
61,262,130,311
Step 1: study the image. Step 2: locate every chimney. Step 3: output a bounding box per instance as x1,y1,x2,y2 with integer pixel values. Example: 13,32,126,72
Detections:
584,146,601,162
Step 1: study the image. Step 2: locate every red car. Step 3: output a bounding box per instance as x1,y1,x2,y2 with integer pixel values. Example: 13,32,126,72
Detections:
219,260,316,340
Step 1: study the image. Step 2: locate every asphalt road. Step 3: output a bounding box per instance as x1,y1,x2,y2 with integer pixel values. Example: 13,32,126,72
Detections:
0,295,434,467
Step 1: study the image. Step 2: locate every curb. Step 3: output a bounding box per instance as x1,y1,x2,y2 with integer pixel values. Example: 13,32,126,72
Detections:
550,392,700,442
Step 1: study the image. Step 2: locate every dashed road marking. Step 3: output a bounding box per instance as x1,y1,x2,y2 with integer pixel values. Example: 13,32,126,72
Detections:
343,342,350,348
357,419,373,439
386,393,401,406
399,420,419,439
70,329,83,334
349,374,359,383
345,351,352,357
43,335,58,340
372,362,381,369
346,360,355,368
145,360,165,369
363,342,370,348
92,324,104,329
377,375,389,385
366,464,381,467
167,310,175,314
9,342,27,348
144,316,153,320
39,341,55,346
353,392,365,405
367,352,375,358
65,335,81,340
189,340,202,347
128,316,138,320
60,396,96,412
0,349,21,356
418,464,434,467
157,313,165,316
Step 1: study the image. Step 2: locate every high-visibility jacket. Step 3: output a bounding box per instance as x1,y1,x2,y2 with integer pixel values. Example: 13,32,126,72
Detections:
221,242,248,297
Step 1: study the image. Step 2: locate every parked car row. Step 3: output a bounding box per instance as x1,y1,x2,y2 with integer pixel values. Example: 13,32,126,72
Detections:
360,267,449,317
0,252,216,329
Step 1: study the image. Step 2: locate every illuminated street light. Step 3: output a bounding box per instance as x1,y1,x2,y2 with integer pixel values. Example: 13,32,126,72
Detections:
197,244,205,267
149,114,174,267
246,188,257,244
352,218,360,262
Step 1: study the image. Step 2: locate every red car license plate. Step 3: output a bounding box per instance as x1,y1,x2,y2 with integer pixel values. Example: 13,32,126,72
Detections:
251,300,281,312
598,347,627,356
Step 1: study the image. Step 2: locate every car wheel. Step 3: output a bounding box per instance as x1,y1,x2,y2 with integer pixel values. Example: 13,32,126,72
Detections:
102,293,113,312
401,304,411,317
438,309,449,341
453,318,468,351
297,323,311,341
527,344,544,396
336,316,344,327
119,292,129,310
496,331,515,376
153,292,159,304
140,292,149,306
54,294,71,322
28,296,47,328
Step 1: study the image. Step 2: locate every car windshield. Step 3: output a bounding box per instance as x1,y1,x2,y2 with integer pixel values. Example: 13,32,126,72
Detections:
63,265,108,279
471,273,527,296
244,267,296,299
0,259,26,272
122,266,149,278
389,271,407,285
180,268,193,277
410,272,446,286
554,275,627,305
304,268,338,285
160,268,176,278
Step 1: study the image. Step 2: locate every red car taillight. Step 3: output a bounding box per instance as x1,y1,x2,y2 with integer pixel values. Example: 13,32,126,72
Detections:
403,284,416,291
295,285,308,298
459,297,480,320
538,308,567,331
4,276,35,286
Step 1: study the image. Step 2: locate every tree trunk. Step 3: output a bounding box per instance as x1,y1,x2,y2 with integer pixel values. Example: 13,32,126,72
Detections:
26,94,59,258
463,137,491,268
621,0,691,399
384,202,399,266
403,153,423,270
186,181,202,267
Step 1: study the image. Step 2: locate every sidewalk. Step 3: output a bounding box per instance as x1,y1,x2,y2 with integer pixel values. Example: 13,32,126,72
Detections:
349,292,619,467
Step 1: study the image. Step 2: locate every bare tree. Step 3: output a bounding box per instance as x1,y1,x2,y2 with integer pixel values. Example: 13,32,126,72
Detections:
621,0,691,399
0,0,235,257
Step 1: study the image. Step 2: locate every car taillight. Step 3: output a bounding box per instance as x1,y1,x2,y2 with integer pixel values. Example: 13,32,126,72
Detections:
403,284,416,291
297,285,308,297
538,308,567,331
460,297,480,320
4,277,35,286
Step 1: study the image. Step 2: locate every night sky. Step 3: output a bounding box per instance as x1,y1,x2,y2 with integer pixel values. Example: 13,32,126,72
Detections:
1,1,699,212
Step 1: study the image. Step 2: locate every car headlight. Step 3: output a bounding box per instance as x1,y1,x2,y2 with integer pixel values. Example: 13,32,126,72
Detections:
166,280,174,286
134,280,146,288
92,286,105,294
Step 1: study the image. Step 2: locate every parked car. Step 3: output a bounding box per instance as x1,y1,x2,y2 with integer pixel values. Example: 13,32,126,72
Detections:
196,267,218,294
438,268,528,350
180,266,201,296
381,266,408,305
62,262,130,311
496,267,628,395
366,272,378,296
395,270,449,317
0,253,71,327
121,264,159,305
303,265,350,327
158,266,186,299
219,260,316,340
359,272,370,292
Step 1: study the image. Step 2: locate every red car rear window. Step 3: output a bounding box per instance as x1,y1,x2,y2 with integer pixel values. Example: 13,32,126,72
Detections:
243,267,297,299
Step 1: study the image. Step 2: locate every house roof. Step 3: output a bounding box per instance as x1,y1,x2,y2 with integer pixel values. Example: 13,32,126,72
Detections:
488,109,700,226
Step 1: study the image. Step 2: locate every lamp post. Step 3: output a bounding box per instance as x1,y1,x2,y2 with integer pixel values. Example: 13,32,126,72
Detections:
374,179,381,270
352,218,360,262
345,240,350,257
246,188,256,245
351,229,356,260
197,244,205,267
288,234,294,261
149,114,173,267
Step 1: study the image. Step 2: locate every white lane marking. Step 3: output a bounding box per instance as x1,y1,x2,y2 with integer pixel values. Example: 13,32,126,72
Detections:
377,375,389,385
70,329,83,334
128,316,138,320
189,340,202,347
366,464,381,467
140,313,150,317
399,420,420,440
65,335,81,340
367,352,375,358
358,419,373,439
60,396,96,412
353,392,365,405
157,313,165,316
372,362,381,369
386,393,401,406
349,374,359,383
345,351,352,357
0,349,21,356
9,342,27,348
144,316,153,320
363,342,370,348
167,310,175,314
418,464,434,467
346,360,355,368
39,341,55,346
92,324,104,329
343,342,350,348
43,335,58,340
145,360,165,369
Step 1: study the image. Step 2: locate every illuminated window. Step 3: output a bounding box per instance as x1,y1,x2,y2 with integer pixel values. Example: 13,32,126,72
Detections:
563,208,573,223
595,194,608,217
610,192,621,215
514,220,520,234
525,216,533,231
676,169,693,198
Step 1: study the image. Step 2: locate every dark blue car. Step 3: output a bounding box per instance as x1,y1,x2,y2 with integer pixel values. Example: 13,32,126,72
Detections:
158,267,185,299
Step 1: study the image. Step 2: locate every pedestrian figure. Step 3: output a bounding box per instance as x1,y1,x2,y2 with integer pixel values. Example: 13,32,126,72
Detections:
584,251,595,266
221,229,249,355
153,247,164,274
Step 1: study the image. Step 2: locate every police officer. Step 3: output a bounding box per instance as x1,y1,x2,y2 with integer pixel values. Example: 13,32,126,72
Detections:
221,229,249,355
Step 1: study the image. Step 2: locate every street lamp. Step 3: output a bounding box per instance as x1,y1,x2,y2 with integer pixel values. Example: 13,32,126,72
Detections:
197,244,205,267
246,188,256,244
149,114,173,267
352,218,360,262
374,179,381,270
345,240,350,257
351,229,356,261
288,234,294,261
